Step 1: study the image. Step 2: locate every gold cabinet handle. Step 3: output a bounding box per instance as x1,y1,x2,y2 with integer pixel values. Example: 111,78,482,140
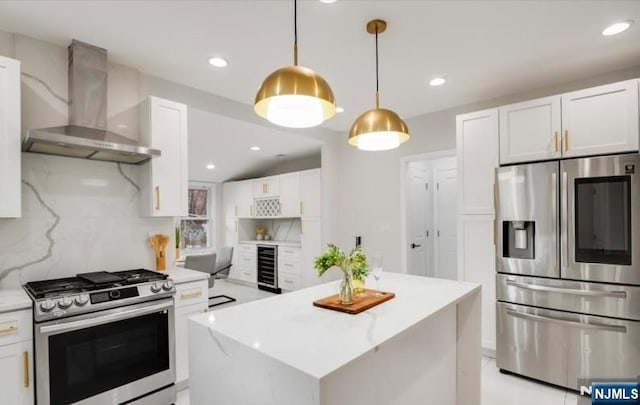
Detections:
181,290,203,300
492,219,496,246
155,186,160,210
564,130,569,151
300,201,304,215
553,131,559,153
0,325,17,335
23,351,29,388
493,184,496,210
263,183,267,194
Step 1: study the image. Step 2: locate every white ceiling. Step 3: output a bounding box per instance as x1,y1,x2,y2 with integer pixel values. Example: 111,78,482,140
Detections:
0,1,638,133
188,108,322,183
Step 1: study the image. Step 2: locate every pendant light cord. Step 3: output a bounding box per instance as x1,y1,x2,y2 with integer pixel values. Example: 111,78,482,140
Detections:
293,0,298,66
375,24,380,109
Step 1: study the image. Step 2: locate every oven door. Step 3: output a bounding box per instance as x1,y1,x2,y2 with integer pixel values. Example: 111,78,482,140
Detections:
35,298,175,405
561,153,640,285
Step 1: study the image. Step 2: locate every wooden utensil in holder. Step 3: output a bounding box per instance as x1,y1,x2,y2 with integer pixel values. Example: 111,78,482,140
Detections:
149,234,170,271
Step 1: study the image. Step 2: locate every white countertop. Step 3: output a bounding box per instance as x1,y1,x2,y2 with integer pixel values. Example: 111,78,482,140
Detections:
164,267,209,284
190,272,480,378
238,240,301,247
0,288,32,312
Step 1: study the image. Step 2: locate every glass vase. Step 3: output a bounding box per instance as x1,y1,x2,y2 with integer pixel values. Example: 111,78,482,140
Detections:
339,268,354,305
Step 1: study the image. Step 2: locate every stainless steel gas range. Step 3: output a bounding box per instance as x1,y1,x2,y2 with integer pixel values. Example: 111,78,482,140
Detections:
495,153,640,390
23,269,176,405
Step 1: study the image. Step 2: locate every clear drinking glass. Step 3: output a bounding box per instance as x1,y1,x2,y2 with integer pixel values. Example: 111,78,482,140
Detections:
370,255,383,296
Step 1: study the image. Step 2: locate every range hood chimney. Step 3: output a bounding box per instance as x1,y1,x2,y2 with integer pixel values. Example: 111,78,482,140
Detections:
22,40,160,164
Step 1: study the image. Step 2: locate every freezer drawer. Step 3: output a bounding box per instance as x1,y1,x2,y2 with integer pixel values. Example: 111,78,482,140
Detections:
497,302,640,390
497,274,640,321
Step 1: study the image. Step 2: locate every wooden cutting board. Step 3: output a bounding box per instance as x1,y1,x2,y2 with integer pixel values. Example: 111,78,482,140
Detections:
313,289,395,315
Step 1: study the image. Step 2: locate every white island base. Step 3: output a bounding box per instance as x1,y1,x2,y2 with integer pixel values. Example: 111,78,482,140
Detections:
189,273,481,405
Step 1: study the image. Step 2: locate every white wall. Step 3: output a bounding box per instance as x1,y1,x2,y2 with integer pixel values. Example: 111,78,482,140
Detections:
334,65,640,273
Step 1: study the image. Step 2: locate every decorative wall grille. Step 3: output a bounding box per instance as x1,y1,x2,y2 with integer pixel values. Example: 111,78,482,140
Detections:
255,198,280,217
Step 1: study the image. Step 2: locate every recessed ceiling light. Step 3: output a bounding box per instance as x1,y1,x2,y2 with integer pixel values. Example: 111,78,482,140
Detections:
429,77,446,86
336,106,345,113
208,57,228,68
320,0,337,3
250,146,261,151
602,20,633,36
206,164,215,169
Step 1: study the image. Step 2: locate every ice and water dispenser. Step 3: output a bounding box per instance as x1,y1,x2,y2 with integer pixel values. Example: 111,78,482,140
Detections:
502,221,535,260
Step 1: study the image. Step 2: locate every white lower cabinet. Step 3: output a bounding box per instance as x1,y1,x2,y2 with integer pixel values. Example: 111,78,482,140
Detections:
0,341,33,405
0,309,33,405
173,279,208,390
278,247,302,291
230,243,257,284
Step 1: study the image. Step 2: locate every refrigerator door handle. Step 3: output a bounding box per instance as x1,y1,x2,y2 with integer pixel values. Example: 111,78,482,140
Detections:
560,170,568,271
505,308,627,333
506,279,627,299
551,171,558,272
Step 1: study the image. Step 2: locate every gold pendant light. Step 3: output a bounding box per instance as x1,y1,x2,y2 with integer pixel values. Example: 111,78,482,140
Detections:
349,19,410,151
254,0,336,128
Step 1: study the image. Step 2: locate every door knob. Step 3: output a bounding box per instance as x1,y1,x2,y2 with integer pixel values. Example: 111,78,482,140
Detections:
411,243,422,249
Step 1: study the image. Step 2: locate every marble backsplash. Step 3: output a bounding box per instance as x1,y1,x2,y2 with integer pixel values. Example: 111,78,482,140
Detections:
249,218,301,242
0,153,174,289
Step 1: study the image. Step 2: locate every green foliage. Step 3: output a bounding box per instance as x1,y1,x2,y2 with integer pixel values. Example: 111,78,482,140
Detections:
314,243,369,279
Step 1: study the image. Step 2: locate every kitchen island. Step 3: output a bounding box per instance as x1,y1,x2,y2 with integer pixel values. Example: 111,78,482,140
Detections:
188,273,481,405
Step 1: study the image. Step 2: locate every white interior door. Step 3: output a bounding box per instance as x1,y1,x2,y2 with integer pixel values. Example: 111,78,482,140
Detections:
435,165,458,280
407,163,431,276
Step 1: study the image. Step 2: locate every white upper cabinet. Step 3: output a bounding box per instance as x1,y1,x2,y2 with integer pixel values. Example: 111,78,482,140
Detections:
301,169,321,218
499,79,640,164
457,109,499,215
499,95,561,164
223,180,254,217
561,79,639,158
236,180,254,217
279,172,301,217
0,56,21,218
140,97,188,217
254,175,280,198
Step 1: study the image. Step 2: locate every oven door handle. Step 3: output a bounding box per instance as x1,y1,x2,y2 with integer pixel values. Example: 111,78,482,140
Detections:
39,299,173,335
506,279,627,299
506,308,627,333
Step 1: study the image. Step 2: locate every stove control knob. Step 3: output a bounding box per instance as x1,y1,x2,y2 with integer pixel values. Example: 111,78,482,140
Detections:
40,299,56,312
58,296,73,309
151,282,162,293
162,280,175,291
75,294,89,306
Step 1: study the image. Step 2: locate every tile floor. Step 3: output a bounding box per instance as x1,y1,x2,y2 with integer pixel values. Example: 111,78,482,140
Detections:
176,280,583,405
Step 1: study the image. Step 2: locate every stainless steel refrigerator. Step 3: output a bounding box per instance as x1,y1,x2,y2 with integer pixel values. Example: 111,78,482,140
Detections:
495,153,640,390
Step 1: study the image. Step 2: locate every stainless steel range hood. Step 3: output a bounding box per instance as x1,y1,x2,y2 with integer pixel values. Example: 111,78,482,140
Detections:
22,40,160,165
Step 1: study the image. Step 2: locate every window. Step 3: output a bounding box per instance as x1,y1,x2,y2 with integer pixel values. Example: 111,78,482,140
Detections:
180,184,213,250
